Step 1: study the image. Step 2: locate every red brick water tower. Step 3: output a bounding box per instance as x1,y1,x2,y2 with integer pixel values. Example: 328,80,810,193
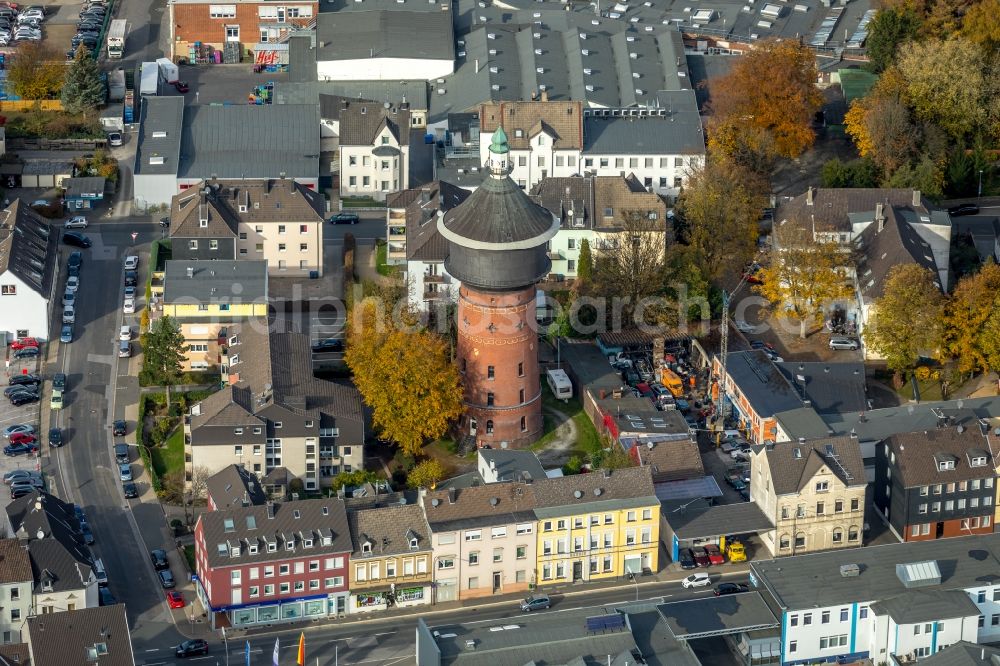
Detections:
438,128,559,448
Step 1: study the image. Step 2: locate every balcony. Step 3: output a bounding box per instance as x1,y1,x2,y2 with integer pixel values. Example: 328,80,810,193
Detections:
424,273,445,284
423,289,449,301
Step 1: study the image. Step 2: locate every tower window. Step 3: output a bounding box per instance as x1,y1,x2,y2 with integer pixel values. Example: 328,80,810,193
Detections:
486,420,494,434
487,393,495,407
519,388,525,403
518,362,524,377
487,365,495,380
521,417,527,432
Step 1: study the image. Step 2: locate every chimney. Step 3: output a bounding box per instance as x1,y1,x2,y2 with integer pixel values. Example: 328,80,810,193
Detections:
875,203,885,232
806,187,814,206
540,90,548,102
912,190,920,207
266,502,275,519
448,487,457,504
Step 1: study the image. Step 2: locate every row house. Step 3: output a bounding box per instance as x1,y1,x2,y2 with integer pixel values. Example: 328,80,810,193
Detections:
186,324,365,491
875,426,997,542
169,179,326,278
193,498,353,628
750,436,867,557
751,533,1000,665
346,504,433,613
478,92,704,197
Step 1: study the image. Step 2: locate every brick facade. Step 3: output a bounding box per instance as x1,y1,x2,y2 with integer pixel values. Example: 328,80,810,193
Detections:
903,517,994,542
456,284,542,448
170,1,317,59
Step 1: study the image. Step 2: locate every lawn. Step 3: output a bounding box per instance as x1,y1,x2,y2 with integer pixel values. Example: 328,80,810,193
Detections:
1,110,104,139
531,382,602,459
870,368,967,403
151,426,186,479
375,239,396,277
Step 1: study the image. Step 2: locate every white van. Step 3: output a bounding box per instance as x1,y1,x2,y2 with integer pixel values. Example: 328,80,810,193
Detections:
546,369,572,401
93,558,108,586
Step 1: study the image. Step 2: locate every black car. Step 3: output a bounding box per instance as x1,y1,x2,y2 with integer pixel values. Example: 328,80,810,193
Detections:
677,548,697,570
4,385,38,398
150,549,169,570
714,582,750,597
329,212,360,225
12,347,39,359
63,232,92,248
948,203,980,217
176,640,209,658
158,569,176,589
53,373,67,391
9,374,40,387
311,338,344,353
49,427,63,448
113,419,127,437
123,482,138,499
124,270,137,287
9,393,39,406
67,251,83,270
81,523,95,545
99,587,116,606
10,486,33,500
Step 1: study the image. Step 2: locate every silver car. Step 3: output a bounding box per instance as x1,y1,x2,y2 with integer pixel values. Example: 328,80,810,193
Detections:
829,337,860,351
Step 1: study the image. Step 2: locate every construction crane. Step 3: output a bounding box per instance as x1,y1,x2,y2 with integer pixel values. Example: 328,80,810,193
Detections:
718,267,758,422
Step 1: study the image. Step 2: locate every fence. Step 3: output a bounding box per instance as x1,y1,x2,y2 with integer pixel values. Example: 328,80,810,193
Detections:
0,100,63,111
9,137,104,151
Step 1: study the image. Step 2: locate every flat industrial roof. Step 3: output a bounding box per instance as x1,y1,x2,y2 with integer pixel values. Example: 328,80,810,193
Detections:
657,592,779,640
661,499,773,539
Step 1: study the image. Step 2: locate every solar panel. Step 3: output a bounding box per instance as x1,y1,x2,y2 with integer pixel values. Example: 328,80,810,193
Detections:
585,614,625,632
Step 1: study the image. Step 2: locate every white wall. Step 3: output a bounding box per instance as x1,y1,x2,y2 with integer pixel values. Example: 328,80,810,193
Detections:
582,154,701,197
405,259,459,313
0,581,31,643
133,173,179,210
318,57,453,82
33,582,99,615
0,273,50,340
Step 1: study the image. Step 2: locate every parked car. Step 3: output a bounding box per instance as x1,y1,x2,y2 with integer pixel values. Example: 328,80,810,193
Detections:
123,482,138,499
167,591,185,608
714,582,749,596
520,594,551,612
67,250,82,271
107,132,123,147
734,319,754,333
329,212,359,225
53,373,66,391
150,549,169,570
124,285,136,299
81,523,94,545
8,433,35,446
691,547,711,568
10,477,44,493
158,569,176,589
3,470,41,485
829,336,860,351
9,393,39,406
948,203,980,217
118,463,132,481
62,305,76,324
118,341,131,358
2,424,34,439
119,325,131,341
173,80,189,93
311,338,344,353
124,255,138,270
49,427,63,448
66,275,80,293
49,389,63,411
12,347,38,360
124,270,137,287
9,337,38,350
10,486,33,499
115,443,129,464
682,572,711,588
62,290,76,307
175,640,209,658
677,548,696,570
704,544,725,565
113,420,127,436
4,385,35,398
123,297,136,314
8,374,40,387
62,232,91,248
4,442,37,456
64,216,88,229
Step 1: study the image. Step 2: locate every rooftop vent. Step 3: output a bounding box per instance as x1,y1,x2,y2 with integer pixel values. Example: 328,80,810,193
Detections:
839,563,860,577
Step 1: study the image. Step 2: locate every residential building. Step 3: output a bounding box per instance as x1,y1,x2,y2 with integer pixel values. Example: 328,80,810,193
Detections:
193,498,352,628
477,94,704,197
750,533,1000,665
0,540,33,644
186,325,365,491
533,467,659,584
26,604,135,666
478,449,547,484
874,427,997,542
386,180,469,268
0,200,58,341
170,178,326,277
315,2,454,81
625,435,704,484
167,0,318,61
338,100,411,201
346,504,433,613
160,261,268,371
6,491,100,614
750,436,867,557
421,482,538,602
205,464,267,511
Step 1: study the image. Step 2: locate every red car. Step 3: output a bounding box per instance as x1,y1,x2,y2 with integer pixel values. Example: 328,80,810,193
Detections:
691,546,711,568
704,544,726,565
173,81,189,93
8,433,36,446
167,591,185,608
9,338,38,351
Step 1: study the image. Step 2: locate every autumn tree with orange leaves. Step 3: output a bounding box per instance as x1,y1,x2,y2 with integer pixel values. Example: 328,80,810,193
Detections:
706,39,823,171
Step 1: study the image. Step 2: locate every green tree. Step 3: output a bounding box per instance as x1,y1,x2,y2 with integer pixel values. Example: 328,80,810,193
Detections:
865,7,922,73
754,225,853,339
61,45,105,116
6,42,65,100
141,316,187,406
329,469,379,493
820,158,880,188
406,459,447,489
887,156,945,200
863,264,945,380
576,238,593,283
943,260,1000,376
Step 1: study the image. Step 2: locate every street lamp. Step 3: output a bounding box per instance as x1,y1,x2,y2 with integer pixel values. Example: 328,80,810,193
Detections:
979,169,985,203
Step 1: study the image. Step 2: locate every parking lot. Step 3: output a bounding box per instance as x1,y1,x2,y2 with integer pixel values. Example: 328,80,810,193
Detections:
1,345,44,512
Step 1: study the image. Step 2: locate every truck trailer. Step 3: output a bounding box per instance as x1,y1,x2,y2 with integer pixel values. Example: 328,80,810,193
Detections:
107,19,127,59
139,61,158,96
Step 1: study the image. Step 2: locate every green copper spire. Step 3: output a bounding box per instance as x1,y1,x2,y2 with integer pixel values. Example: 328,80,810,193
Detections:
489,126,509,154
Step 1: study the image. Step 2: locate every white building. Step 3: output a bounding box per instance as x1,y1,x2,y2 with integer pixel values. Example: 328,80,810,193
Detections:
0,200,58,342
751,533,1000,665
339,101,412,202
0,540,32,644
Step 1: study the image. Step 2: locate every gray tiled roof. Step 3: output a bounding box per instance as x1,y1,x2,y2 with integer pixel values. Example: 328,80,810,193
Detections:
162,260,268,305
170,179,325,233
751,532,1000,611
479,449,547,483
582,92,704,155
347,504,431,557
198,498,352,569
7,491,91,570
870,589,979,624
855,206,941,303
775,188,930,235
423,482,538,532
919,641,1000,666
205,465,267,510
169,188,239,239
883,428,996,488
404,182,470,263
532,466,657,518
178,105,320,180
760,436,866,496
134,96,184,176
441,174,557,245
338,100,411,147
316,10,454,62
276,80,430,111
0,200,56,297
0,538,32,584
28,538,94,594
773,406,833,441
530,177,594,230
27,605,134,666
62,177,106,198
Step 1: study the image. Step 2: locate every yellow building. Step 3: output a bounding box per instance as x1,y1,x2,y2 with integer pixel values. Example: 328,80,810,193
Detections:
533,466,659,584
160,259,269,371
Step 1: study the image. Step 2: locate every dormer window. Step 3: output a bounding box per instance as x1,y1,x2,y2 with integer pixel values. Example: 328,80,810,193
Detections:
199,218,208,228
409,538,418,550
972,456,988,467
229,334,240,346
230,545,240,557
217,543,228,556
234,428,243,435
249,543,259,554
285,540,295,551
267,542,277,553
938,460,955,471
303,539,313,548
362,541,372,554
322,536,333,546
223,518,235,532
